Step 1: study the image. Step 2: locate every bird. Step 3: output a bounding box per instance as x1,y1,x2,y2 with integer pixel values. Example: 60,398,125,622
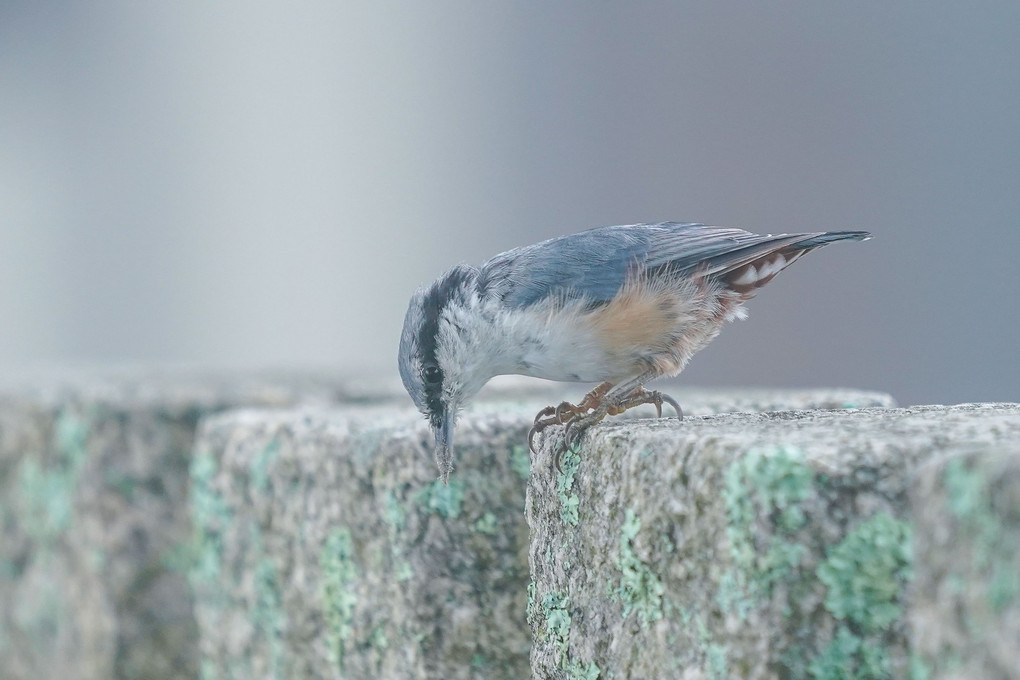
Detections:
398,222,870,482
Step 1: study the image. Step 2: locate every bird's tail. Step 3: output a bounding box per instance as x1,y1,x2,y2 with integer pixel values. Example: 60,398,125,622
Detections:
788,230,871,249
720,230,871,294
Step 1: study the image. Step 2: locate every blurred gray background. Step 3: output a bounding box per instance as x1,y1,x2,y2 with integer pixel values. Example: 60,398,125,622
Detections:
1,2,1017,406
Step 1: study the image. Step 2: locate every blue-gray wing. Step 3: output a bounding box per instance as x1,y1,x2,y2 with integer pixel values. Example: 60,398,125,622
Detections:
477,224,656,307
477,222,826,308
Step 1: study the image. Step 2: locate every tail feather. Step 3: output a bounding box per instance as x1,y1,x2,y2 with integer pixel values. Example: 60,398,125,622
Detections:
721,230,870,294
788,230,871,249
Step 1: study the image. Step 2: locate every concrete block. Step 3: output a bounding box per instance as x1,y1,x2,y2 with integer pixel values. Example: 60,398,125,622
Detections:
525,403,1020,680
910,448,1020,680
0,370,356,680
187,388,893,680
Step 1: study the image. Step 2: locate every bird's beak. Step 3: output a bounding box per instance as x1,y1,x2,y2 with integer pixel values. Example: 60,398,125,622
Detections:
433,409,455,485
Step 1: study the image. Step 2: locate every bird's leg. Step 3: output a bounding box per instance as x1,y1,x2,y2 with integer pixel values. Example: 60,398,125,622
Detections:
528,381,613,452
560,373,684,454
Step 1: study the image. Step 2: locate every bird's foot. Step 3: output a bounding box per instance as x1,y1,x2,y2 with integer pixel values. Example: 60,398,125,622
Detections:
557,387,684,466
528,382,613,453
528,383,684,469
607,387,684,421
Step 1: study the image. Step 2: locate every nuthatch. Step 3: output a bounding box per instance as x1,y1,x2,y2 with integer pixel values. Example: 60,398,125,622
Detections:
398,222,869,482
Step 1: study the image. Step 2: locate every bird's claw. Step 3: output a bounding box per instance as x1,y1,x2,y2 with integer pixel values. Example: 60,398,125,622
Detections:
614,389,683,421
661,392,684,421
530,401,606,471
528,400,588,453
528,384,684,471
527,382,614,454
527,405,557,452
556,409,609,469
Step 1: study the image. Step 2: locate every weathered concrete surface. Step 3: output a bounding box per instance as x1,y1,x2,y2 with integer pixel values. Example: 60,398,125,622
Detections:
0,370,360,680
910,448,1020,680
525,403,1020,680
188,388,891,680
191,406,533,680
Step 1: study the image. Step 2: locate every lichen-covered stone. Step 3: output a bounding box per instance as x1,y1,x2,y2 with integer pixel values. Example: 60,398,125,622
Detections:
188,388,891,680
189,406,535,680
0,370,358,680
910,447,1020,680
525,404,1020,680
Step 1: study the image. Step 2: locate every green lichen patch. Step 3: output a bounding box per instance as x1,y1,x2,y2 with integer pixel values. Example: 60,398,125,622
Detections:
565,659,601,679
909,652,932,680
188,450,234,592
250,439,281,493
806,622,901,680
557,448,582,526
369,624,389,650
380,489,413,581
943,457,1020,612
530,585,600,677
15,410,91,544
199,659,218,680
693,612,729,680
817,512,912,633
725,446,812,542
721,446,813,617
103,470,139,501
474,511,499,535
616,509,663,626
393,558,413,582
807,626,885,680
17,459,76,543
706,642,728,680
160,536,197,574
417,478,466,519
542,591,572,666
806,512,911,679
253,555,287,678
320,527,359,669
510,444,532,481
186,451,231,680
55,410,89,465
720,446,913,678
382,489,406,533
0,558,19,580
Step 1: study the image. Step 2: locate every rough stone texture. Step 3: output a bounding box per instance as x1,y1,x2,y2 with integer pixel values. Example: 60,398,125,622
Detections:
188,388,892,680
525,403,1020,680
191,406,532,680
910,448,1020,680
0,370,360,680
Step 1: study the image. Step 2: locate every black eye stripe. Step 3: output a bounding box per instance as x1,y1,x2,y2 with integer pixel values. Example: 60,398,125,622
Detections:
418,266,473,423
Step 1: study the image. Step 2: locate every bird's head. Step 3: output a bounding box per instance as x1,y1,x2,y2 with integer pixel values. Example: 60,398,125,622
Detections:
398,265,485,483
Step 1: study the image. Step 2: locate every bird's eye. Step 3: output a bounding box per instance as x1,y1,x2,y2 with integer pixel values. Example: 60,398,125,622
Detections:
422,365,442,385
